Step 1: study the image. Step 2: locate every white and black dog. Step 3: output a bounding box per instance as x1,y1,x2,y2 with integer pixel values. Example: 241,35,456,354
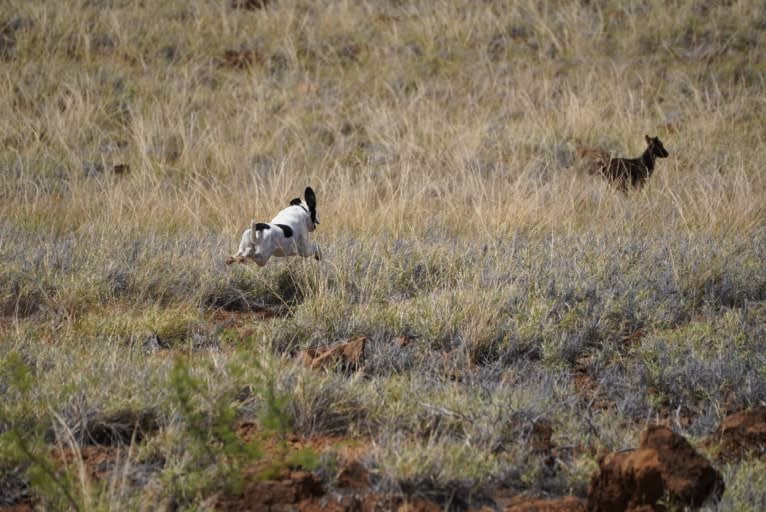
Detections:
226,187,321,266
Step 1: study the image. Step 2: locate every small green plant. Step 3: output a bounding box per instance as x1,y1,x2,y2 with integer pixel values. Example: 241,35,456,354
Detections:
167,357,261,498
251,360,320,479
166,355,319,501
0,352,82,511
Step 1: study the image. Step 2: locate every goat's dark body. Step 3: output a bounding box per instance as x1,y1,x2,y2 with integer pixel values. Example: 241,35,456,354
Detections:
599,135,669,192
602,153,655,191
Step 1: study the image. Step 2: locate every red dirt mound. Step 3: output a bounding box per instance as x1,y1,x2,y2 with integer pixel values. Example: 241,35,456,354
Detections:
504,495,586,511
336,460,370,490
217,470,323,511
712,406,766,461
53,445,123,481
295,495,441,512
587,425,724,511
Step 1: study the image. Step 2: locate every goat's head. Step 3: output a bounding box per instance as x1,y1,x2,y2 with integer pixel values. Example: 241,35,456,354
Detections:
645,135,669,158
304,187,319,231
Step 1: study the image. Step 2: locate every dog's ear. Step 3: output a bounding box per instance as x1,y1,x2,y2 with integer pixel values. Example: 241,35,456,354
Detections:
645,134,652,144
305,187,316,207
304,187,318,225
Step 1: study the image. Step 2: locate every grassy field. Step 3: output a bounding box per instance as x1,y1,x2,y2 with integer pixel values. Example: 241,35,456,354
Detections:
1,0,765,510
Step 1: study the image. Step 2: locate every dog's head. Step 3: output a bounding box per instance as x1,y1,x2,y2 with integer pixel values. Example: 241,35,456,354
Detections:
289,187,319,231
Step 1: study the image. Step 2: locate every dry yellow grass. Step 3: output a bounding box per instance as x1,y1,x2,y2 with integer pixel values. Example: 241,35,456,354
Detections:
1,0,763,243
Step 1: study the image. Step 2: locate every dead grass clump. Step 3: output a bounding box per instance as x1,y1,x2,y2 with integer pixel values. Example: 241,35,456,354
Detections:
0,466,31,508
0,273,47,318
80,409,160,447
231,0,271,10
199,268,305,313
221,47,263,70
286,372,370,437
0,16,32,61
200,281,268,313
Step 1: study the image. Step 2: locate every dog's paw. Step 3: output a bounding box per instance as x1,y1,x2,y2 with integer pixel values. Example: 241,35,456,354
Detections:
225,256,236,265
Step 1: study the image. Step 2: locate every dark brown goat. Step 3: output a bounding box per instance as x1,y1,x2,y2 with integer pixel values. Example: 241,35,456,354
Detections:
598,135,669,192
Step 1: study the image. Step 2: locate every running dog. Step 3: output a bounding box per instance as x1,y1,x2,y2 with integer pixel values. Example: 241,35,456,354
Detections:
226,187,321,266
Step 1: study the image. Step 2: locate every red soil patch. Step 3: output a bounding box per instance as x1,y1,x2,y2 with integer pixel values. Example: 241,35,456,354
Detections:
235,421,370,465
211,309,277,326
53,445,123,481
336,461,369,490
529,419,555,454
710,406,766,461
222,424,451,511
503,495,586,511
10,422,595,512
572,357,611,411
220,487,443,512
209,309,278,342
587,425,724,511
621,328,647,348
217,470,324,512
0,316,15,335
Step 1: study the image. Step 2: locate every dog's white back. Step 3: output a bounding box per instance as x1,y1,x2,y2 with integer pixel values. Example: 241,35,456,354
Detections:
226,187,320,266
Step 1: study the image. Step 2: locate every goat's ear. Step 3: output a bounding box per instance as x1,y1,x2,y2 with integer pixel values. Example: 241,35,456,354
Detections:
304,187,317,210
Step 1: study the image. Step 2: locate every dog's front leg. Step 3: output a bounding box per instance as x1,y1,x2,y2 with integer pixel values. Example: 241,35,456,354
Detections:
226,252,248,265
253,252,270,266
296,236,320,260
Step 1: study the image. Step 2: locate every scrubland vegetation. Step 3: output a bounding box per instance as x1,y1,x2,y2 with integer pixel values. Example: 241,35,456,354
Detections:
1,0,765,510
